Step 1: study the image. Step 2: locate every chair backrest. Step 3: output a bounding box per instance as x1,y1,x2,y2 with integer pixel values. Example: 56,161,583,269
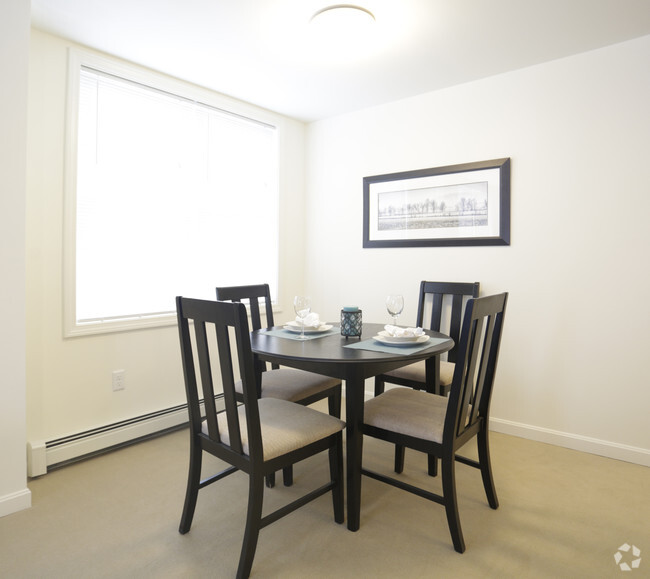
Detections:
216,284,278,372
215,284,275,331
444,293,508,445
176,296,263,468
416,281,480,364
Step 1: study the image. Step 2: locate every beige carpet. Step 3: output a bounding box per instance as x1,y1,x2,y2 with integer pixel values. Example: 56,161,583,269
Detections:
1,411,648,578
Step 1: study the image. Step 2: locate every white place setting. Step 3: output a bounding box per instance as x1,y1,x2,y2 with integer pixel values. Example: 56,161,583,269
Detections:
374,325,431,346
284,313,333,334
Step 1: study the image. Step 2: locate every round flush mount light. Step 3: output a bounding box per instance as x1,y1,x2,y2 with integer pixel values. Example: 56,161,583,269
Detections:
310,4,376,26
308,4,377,63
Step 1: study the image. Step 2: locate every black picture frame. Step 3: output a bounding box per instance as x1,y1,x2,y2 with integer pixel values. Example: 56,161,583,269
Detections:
363,158,510,248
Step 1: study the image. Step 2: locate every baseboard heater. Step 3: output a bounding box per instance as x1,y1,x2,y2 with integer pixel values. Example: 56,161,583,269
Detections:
27,396,224,477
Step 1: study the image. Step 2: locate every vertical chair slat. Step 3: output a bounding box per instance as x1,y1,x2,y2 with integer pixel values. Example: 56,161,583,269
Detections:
248,298,262,331
194,319,221,443
447,294,465,364
176,297,202,435
470,314,496,426
249,295,269,377
429,294,444,334
233,305,264,460
478,308,505,417
262,286,275,328
457,317,481,436
215,322,244,455
415,280,427,326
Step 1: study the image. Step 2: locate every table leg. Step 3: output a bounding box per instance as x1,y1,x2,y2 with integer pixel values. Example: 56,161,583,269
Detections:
425,355,441,476
345,371,365,531
425,355,441,395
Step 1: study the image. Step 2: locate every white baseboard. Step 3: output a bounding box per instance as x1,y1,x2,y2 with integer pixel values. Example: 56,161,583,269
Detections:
490,417,650,467
27,398,227,477
0,488,32,518
27,405,192,477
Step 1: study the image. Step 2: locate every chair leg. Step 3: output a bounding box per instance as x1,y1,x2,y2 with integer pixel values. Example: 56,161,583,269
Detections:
441,451,465,553
282,466,293,487
395,447,438,477
329,433,345,524
394,444,405,473
328,388,342,419
477,427,499,509
237,472,265,579
374,376,385,396
427,454,438,477
265,472,275,488
179,439,202,534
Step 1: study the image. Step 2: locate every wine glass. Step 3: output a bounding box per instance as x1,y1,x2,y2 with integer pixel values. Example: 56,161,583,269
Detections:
293,296,311,340
386,294,404,326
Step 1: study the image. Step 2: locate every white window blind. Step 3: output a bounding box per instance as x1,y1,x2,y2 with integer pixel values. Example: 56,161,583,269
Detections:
70,65,279,332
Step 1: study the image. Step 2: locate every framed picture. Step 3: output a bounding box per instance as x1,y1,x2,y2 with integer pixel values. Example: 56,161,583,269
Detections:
363,158,510,248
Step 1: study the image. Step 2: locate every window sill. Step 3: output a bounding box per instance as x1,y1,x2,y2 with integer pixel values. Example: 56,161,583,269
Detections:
64,312,176,337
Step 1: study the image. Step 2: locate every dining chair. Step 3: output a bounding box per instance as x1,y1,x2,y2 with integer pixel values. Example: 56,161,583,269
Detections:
362,292,508,553
374,281,480,476
216,284,342,487
176,297,345,579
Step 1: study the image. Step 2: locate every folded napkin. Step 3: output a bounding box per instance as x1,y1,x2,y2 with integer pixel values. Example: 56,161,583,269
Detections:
384,325,425,337
296,312,322,328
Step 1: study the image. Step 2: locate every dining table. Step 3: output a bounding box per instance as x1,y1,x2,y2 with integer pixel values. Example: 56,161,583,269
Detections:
250,321,454,531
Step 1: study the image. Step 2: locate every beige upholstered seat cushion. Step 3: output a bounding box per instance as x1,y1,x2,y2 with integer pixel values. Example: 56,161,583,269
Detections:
205,398,345,461
235,368,339,402
384,359,455,387
364,388,448,444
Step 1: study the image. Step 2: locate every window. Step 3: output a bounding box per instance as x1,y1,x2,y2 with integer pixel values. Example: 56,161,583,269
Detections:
64,50,279,336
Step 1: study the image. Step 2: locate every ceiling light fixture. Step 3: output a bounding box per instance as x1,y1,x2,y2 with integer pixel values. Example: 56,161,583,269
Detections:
310,4,376,26
308,4,377,63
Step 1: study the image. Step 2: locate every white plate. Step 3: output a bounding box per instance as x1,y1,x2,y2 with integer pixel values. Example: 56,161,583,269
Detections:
284,322,333,334
377,330,425,342
374,334,430,346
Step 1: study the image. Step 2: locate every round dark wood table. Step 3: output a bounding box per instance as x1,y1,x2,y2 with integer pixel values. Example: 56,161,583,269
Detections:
250,322,453,531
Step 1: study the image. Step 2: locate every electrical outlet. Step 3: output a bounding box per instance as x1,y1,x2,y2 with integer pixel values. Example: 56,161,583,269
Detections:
112,370,126,391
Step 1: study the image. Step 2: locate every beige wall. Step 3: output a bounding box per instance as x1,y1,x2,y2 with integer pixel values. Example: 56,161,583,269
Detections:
0,0,31,516
18,26,650,486
25,30,307,444
304,36,650,463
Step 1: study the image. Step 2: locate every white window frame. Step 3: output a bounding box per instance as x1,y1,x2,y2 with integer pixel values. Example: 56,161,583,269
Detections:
63,48,281,337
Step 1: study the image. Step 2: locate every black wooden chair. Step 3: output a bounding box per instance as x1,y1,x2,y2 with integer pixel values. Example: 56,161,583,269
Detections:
176,297,345,579
375,281,480,476
216,284,342,487
375,281,480,397
362,292,508,553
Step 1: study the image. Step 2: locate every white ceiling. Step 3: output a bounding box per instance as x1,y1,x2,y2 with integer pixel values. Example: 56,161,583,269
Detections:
30,0,650,122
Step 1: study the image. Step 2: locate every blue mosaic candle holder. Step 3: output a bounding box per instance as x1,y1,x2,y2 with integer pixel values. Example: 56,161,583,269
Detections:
341,307,362,338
